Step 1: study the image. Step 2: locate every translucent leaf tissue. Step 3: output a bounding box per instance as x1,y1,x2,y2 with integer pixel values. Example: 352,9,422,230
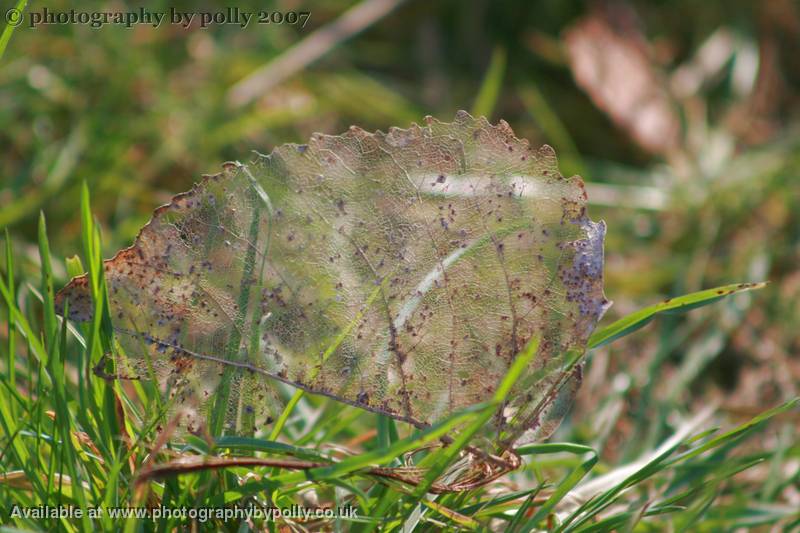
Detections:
56,111,611,449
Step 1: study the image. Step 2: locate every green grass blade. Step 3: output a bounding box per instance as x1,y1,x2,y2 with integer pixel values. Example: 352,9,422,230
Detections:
574,506,684,533
77,183,120,456
376,414,399,466
518,83,587,179
4,229,15,391
419,498,480,529
269,272,394,440
516,444,598,529
559,440,686,531
37,212,58,354
588,282,767,349
506,487,543,532
0,276,49,382
210,184,263,437
390,377,538,525
471,45,506,119
409,335,541,502
0,0,27,61
666,398,798,466
214,436,330,461
209,403,489,508
274,403,488,486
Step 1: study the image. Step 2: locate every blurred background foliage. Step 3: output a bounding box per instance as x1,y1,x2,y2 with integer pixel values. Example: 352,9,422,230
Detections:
2,0,799,517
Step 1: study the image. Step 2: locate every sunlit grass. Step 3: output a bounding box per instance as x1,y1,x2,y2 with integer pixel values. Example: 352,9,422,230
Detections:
0,188,797,530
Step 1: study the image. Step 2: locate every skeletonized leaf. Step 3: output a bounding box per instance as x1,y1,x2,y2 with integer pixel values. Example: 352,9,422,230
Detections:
55,111,610,447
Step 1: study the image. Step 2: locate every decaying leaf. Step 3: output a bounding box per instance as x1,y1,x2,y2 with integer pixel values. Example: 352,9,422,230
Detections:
564,11,681,155
56,111,610,449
